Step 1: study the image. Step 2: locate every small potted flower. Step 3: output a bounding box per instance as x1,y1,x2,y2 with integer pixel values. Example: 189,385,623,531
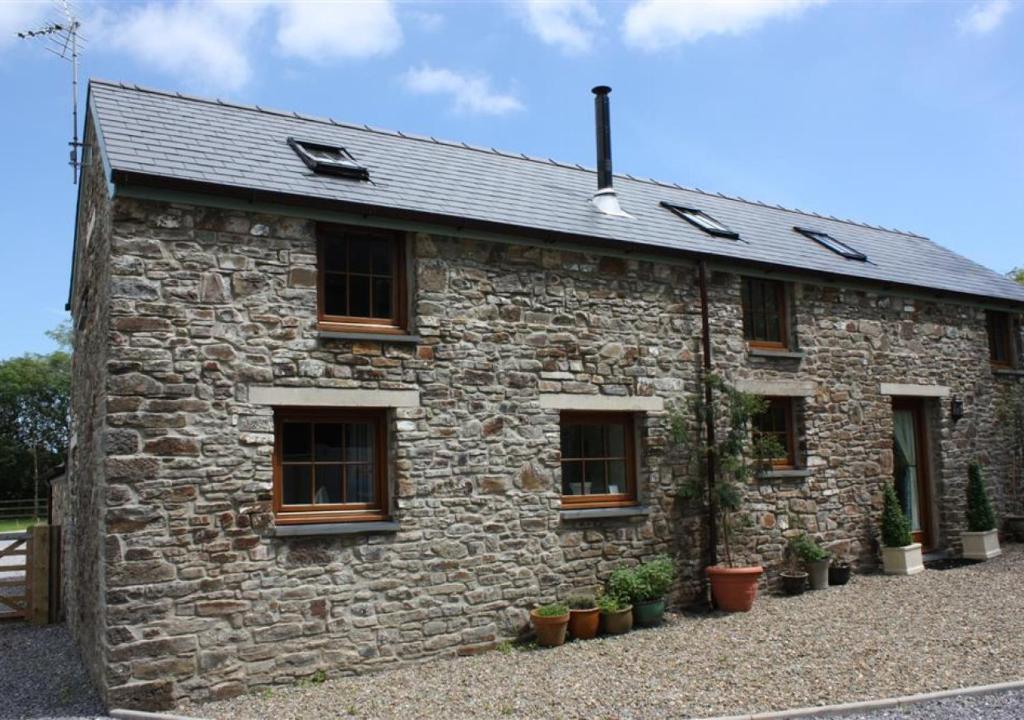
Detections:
566,594,599,640
632,556,674,626
791,533,830,590
961,462,1001,560
597,594,632,635
880,483,924,575
529,603,570,647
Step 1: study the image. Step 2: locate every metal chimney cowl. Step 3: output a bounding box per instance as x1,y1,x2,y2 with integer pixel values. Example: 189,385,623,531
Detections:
590,85,631,218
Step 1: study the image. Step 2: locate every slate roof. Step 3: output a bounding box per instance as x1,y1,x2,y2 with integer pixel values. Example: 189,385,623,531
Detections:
86,79,1024,305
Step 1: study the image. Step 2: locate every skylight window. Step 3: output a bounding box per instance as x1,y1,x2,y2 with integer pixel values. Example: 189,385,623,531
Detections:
794,227,867,261
288,137,369,180
660,202,739,239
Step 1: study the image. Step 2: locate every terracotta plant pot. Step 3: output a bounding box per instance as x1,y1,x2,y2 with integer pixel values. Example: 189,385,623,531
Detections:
530,608,570,647
633,598,665,627
780,571,808,596
707,565,764,612
808,559,830,590
600,606,633,635
828,564,851,586
568,607,600,640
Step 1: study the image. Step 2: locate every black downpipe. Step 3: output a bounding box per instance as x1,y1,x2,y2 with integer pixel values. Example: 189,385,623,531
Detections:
698,261,719,582
592,86,613,190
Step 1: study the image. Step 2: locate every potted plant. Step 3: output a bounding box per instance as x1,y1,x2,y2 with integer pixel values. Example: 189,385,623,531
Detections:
961,461,1001,560
632,556,674,626
880,483,924,575
828,557,852,586
529,603,570,647
674,377,776,612
779,538,808,596
791,533,830,590
566,594,600,640
597,594,632,635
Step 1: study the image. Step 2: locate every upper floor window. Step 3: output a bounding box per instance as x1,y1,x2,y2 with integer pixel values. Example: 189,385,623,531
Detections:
318,225,407,334
741,277,789,348
987,311,1018,368
752,397,797,469
273,408,388,524
560,412,637,509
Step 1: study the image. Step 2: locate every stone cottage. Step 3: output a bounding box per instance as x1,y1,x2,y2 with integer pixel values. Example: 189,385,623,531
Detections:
63,80,1024,710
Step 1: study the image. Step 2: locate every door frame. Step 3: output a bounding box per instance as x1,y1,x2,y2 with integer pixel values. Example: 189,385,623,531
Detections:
892,397,935,550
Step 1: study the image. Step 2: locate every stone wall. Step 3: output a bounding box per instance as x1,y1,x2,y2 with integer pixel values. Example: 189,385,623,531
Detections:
68,187,1024,709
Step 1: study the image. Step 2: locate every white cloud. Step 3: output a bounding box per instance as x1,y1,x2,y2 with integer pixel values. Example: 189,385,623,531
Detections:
958,0,1012,35
518,0,602,54
92,1,266,92
624,0,825,50
275,0,402,62
0,1,53,51
403,65,524,116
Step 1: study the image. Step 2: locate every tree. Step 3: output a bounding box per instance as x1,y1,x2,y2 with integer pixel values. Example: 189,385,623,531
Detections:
1008,267,1024,285
0,323,71,507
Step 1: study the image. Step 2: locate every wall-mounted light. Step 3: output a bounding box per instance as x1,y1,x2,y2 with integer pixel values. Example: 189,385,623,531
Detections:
950,396,964,423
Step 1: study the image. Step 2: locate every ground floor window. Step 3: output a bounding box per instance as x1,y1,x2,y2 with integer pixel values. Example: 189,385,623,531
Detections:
273,408,388,524
752,397,797,469
559,411,637,508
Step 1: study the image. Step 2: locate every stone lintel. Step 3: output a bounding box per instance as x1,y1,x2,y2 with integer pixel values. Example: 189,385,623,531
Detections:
538,394,664,412
879,383,950,398
733,379,817,397
249,387,420,407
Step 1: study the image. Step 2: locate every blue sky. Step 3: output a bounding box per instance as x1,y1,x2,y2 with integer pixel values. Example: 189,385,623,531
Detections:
0,0,1021,359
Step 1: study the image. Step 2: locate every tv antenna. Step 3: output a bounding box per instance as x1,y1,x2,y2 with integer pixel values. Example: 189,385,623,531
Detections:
18,0,86,184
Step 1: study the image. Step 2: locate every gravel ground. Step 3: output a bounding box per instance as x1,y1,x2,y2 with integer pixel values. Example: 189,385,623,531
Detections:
0,622,108,720
184,545,1024,720
843,688,1024,719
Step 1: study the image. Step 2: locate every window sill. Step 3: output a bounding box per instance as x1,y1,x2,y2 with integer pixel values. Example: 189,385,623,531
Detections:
748,347,805,360
993,367,1024,377
272,520,400,537
318,330,421,344
560,505,650,521
760,468,812,479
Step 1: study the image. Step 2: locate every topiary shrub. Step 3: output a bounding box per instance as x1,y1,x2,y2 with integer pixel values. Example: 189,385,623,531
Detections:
966,461,997,532
881,482,913,548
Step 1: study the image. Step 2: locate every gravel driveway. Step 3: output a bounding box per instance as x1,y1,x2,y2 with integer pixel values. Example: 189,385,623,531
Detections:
184,545,1024,720
0,622,107,720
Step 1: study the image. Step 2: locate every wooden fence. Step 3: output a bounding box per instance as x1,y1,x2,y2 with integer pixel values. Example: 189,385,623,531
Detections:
0,497,50,521
0,525,61,623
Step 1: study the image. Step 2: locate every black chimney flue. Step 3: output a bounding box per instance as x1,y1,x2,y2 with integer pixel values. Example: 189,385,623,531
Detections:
592,85,612,191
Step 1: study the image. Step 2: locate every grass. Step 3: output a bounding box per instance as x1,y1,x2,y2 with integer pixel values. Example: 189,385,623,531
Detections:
0,517,40,533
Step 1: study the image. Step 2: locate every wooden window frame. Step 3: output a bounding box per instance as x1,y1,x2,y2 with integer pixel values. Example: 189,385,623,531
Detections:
986,310,1018,369
559,411,638,509
273,407,389,525
317,224,408,335
752,397,798,470
741,276,790,350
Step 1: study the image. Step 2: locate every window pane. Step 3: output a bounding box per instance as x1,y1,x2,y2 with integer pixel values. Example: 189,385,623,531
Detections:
324,240,347,272
345,423,373,462
282,465,312,505
315,423,343,461
323,273,347,316
349,275,370,317
607,460,626,494
282,423,311,461
561,424,581,458
346,464,374,503
584,461,607,495
314,465,342,504
562,461,582,495
370,241,392,275
348,236,372,274
607,423,626,457
581,425,605,458
372,277,393,319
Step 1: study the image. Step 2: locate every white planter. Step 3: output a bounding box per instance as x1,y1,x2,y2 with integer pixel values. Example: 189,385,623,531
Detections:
882,543,924,575
961,529,1001,560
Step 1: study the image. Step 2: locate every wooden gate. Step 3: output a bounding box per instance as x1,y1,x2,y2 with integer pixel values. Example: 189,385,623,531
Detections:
0,531,29,620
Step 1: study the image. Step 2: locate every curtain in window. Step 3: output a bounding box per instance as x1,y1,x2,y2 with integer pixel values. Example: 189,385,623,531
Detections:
893,410,921,532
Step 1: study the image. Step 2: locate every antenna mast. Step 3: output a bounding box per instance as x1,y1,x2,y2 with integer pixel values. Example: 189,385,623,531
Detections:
18,0,85,184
